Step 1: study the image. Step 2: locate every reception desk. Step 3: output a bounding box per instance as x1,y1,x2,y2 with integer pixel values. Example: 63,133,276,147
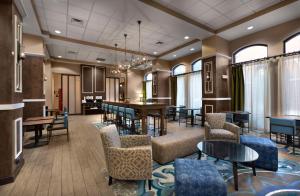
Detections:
103,101,167,135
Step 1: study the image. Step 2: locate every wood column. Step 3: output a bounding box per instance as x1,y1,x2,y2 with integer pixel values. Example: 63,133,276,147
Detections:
22,55,45,118
201,35,231,123
0,0,24,185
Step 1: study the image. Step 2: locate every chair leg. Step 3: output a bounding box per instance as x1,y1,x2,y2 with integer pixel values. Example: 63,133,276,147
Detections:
67,128,69,141
148,179,152,190
108,176,113,185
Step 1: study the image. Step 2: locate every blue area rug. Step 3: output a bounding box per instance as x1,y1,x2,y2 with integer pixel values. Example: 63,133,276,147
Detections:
137,155,300,196
94,122,300,196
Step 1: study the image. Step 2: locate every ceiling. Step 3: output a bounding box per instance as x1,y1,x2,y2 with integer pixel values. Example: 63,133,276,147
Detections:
20,0,300,69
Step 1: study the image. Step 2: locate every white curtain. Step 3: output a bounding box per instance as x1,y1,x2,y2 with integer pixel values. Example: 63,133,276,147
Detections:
243,61,271,131
278,54,300,115
176,75,185,107
146,81,152,99
188,72,202,114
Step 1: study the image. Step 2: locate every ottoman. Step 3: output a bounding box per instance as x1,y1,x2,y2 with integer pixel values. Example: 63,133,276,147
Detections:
175,159,227,196
240,135,278,171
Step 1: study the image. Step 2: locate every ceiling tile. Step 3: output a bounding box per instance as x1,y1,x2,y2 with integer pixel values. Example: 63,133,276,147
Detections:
68,5,91,21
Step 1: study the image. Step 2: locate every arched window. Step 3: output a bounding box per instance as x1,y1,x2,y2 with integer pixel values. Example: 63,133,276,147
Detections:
192,59,202,71
172,64,185,75
233,44,268,63
144,73,152,99
145,73,152,81
284,32,300,53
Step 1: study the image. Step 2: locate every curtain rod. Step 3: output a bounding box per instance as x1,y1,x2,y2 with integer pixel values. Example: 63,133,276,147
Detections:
231,50,300,67
172,70,201,77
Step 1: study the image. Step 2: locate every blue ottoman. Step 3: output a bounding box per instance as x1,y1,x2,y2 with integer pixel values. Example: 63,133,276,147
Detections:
175,159,227,196
240,135,278,171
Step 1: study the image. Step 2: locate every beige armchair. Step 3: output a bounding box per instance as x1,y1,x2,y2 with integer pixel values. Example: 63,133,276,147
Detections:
99,125,152,189
205,113,240,143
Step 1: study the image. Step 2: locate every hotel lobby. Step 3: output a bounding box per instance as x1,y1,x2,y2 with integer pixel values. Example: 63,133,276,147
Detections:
1,0,300,195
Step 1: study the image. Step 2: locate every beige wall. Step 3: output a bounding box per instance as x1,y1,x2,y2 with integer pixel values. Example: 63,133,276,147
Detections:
51,62,81,75
229,17,300,57
170,51,202,72
126,69,144,101
23,34,45,56
202,35,230,57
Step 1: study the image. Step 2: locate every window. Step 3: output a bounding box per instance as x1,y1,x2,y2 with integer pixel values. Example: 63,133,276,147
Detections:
145,73,152,99
172,64,185,75
284,33,300,53
192,59,202,71
233,45,268,63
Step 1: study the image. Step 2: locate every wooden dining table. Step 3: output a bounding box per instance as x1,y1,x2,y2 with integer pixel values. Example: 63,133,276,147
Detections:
23,117,54,147
103,101,167,135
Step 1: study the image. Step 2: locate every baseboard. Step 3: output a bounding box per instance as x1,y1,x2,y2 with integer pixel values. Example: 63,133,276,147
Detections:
0,157,24,186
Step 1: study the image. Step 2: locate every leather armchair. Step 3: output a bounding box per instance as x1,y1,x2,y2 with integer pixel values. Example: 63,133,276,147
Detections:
99,125,152,188
205,113,240,143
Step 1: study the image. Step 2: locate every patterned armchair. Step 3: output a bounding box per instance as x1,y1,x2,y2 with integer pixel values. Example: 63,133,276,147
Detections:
99,125,152,189
205,113,240,143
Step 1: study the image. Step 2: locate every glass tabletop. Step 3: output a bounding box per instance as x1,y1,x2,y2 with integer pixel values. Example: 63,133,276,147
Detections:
197,141,259,163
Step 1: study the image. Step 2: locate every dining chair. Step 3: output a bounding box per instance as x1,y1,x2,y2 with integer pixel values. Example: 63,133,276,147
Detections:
195,108,202,125
178,108,192,127
47,112,69,141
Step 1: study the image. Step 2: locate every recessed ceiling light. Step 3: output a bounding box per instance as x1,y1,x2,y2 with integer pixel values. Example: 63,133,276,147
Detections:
184,36,189,40
57,55,62,58
173,54,177,57
97,60,101,63
190,48,195,51
153,51,158,55
247,26,254,30
54,30,61,34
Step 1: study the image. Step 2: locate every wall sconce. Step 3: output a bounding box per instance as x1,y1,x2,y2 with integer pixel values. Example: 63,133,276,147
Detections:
222,75,228,79
206,72,211,81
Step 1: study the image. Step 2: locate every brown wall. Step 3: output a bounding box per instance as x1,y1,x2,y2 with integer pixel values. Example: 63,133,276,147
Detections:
23,34,44,56
229,17,300,57
52,62,81,75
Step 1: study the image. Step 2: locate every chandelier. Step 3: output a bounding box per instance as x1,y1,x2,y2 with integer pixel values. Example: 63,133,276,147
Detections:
119,20,152,70
111,43,120,74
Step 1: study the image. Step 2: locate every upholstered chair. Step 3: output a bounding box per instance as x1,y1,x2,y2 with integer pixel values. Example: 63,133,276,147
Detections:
99,125,152,189
205,113,240,143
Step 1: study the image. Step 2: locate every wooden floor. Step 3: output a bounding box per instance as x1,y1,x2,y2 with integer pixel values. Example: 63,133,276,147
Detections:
0,115,202,196
0,115,115,196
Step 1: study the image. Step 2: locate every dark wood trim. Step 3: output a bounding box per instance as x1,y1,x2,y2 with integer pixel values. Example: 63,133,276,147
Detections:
232,44,268,63
283,32,300,53
138,0,215,33
216,0,298,33
50,57,115,68
158,39,200,57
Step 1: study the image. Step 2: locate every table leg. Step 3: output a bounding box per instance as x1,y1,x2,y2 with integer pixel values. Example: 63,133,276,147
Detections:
34,125,39,144
141,110,147,135
160,108,166,136
252,161,256,176
198,150,202,160
233,162,238,191
39,125,43,138
191,110,194,126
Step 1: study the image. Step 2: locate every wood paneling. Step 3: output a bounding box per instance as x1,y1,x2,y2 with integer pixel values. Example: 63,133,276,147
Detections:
81,66,93,93
95,67,105,92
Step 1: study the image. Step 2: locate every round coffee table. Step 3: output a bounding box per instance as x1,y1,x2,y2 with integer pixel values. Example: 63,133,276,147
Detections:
197,141,259,191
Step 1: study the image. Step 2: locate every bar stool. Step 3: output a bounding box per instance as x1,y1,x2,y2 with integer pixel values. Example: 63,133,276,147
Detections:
108,105,113,122
125,108,141,134
112,106,119,125
148,113,160,137
118,107,126,131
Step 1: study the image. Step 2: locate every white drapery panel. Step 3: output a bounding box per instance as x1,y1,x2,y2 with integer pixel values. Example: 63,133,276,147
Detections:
188,72,202,114
278,54,300,115
243,61,271,131
176,75,186,107
146,81,152,99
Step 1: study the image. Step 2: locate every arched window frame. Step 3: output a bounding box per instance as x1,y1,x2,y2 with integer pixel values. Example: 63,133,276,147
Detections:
191,58,202,72
144,72,152,81
284,32,300,53
172,64,185,76
233,44,268,63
